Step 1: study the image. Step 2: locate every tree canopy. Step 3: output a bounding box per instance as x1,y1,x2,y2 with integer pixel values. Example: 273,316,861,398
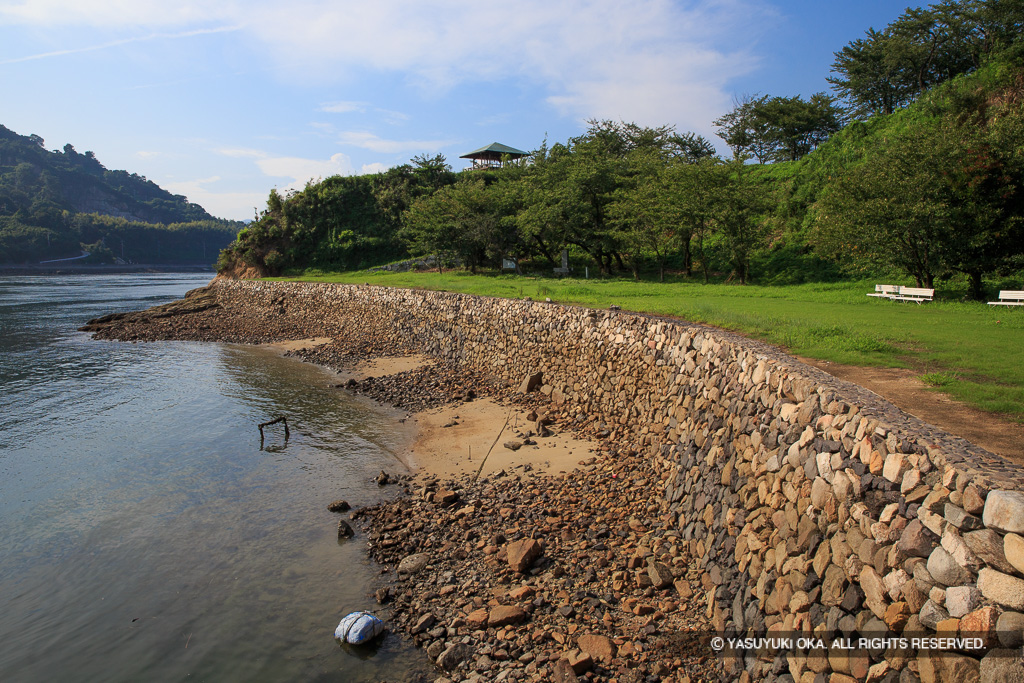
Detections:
714,94,843,163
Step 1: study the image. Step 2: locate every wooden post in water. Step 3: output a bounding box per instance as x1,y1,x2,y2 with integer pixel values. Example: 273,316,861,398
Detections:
258,416,290,446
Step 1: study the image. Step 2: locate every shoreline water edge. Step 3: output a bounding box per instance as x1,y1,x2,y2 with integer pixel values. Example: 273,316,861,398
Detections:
81,279,1024,683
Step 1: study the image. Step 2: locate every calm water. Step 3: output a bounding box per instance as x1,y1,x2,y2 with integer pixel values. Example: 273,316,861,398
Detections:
0,274,425,682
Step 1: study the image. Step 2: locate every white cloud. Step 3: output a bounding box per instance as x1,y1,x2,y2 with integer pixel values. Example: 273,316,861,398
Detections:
359,162,389,175
0,1,235,27
240,0,769,131
5,0,771,137
255,152,355,189
318,101,366,113
375,109,410,125
338,131,453,154
163,177,267,221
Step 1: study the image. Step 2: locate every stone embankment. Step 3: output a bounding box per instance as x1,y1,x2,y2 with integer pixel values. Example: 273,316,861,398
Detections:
84,280,1024,682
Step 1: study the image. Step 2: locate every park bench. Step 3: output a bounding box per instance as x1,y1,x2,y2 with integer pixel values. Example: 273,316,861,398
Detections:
988,290,1024,306
867,284,900,299
890,287,934,303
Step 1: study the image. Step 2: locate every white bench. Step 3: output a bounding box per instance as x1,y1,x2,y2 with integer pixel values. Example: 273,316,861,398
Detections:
988,290,1024,306
867,284,900,298
891,287,934,303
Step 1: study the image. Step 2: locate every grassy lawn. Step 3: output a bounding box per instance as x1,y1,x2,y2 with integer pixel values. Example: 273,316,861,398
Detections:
280,271,1024,421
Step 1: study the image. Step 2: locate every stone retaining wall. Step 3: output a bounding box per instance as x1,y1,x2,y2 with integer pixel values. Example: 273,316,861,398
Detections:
219,279,1024,682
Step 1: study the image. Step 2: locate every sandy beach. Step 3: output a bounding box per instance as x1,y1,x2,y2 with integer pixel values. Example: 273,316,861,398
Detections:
266,340,601,480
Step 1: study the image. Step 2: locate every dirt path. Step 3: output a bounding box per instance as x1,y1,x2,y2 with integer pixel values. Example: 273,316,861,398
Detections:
799,357,1024,465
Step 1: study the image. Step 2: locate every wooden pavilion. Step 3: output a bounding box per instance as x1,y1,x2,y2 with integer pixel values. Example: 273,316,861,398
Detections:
459,142,528,169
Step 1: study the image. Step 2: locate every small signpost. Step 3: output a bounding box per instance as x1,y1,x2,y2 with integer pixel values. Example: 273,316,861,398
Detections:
553,250,571,276
502,258,517,270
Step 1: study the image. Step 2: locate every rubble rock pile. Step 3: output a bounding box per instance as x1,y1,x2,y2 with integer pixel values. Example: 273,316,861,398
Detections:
357,449,724,683
341,361,492,413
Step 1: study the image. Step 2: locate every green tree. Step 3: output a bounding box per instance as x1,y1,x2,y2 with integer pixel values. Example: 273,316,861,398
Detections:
713,95,776,163
714,94,842,163
810,112,1024,296
717,161,770,284
828,0,1024,119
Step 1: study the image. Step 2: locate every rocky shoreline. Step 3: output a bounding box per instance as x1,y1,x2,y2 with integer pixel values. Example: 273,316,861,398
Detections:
353,447,724,683
82,284,721,682
84,279,1024,683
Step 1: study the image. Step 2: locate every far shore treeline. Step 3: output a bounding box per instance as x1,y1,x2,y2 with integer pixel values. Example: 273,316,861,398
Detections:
0,125,242,265
219,0,1024,301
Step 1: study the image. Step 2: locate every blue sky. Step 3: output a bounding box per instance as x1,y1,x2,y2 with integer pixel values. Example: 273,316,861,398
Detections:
1,1,910,221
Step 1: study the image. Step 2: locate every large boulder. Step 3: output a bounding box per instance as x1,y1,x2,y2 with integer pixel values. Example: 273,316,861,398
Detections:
506,538,542,573
397,552,431,575
983,490,1024,534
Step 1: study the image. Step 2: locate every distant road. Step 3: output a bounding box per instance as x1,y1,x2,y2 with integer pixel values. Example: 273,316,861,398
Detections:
38,251,90,264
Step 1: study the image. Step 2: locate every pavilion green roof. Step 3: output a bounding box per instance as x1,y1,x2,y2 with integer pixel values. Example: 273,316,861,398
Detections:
459,142,528,159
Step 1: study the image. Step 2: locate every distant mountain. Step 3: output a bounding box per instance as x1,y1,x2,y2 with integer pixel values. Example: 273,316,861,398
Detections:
0,124,242,264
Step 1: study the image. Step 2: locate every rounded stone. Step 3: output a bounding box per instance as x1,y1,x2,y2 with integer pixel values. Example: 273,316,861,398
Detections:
1004,533,1024,576
996,611,1024,648
983,491,1024,534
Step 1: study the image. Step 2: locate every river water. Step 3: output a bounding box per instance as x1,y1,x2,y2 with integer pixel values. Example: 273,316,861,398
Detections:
0,273,426,682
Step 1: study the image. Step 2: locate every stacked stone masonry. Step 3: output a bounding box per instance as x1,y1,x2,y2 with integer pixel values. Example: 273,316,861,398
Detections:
218,279,1024,682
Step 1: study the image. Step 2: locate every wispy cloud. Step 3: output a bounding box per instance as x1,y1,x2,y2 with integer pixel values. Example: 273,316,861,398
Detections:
240,0,768,132
0,1,235,27
5,1,767,132
318,101,366,113
0,25,241,65
338,131,453,154
4,0,772,149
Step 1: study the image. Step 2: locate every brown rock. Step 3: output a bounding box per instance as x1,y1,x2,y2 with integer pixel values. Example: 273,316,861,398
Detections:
898,519,937,558
411,613,435,634
978,568,1024,611
435,488,459,506
884,601,911,633
488,605,527,628
467,608,489,629
397,552,430,575
551,658,578,683
519,371,543,393
437,643,472,671
860,566,889,619
327,499,350,512
647,560,674,589
965,528,1018,575
565,650,593,675
980,649,1024,683
960,605,1000,648
506,538,542,573
577,634,616,663
507,585,537,601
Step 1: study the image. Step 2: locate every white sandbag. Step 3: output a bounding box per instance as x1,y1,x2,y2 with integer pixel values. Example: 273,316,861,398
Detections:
334,611,384,645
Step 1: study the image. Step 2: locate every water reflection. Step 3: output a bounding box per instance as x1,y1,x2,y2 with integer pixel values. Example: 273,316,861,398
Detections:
0,275,426,683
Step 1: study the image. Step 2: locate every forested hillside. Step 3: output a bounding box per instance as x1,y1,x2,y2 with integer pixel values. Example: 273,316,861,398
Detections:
0,125,241,264
219,0,1024,297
